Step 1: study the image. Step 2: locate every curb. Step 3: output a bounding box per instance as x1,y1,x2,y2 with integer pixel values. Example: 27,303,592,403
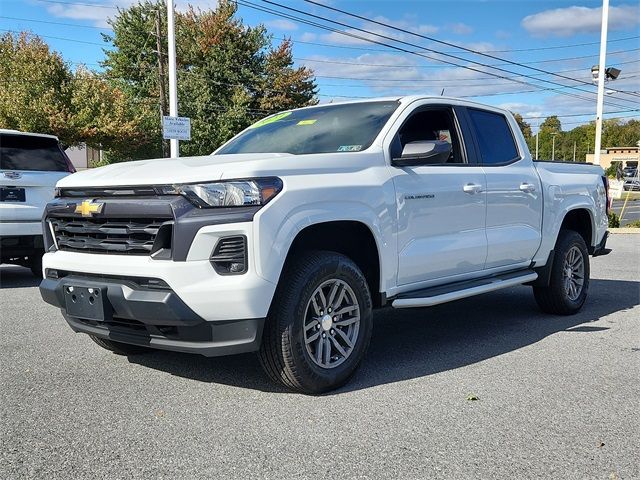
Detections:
609,228,640,234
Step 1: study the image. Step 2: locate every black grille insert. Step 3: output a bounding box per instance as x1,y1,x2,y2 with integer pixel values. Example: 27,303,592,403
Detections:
50,217,171,255
210,235,247,274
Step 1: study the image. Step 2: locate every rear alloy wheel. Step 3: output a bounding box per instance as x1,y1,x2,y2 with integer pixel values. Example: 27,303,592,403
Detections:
533,229,590,315
259,251,373,394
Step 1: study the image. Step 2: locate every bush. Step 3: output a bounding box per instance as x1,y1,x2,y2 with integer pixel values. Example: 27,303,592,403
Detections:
624,219,640,228
608,211,620,228
605,161,623,179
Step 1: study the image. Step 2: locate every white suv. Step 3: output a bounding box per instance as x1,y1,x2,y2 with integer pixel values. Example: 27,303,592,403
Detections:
1,130,75,275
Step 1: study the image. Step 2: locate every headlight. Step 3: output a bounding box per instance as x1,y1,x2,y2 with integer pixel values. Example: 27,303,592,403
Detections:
165,177,283,208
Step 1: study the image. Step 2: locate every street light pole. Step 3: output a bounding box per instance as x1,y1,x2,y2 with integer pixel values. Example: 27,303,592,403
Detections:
535,120,539,160
167,0,179,158
594,0,609,166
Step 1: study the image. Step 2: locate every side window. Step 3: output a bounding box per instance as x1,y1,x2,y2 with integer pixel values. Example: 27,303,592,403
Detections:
391,108,465,164
467,109,519,165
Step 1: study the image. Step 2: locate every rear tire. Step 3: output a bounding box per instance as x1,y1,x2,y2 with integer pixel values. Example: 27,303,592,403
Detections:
533,229,590,315
89,335,151,355
259,251,373,394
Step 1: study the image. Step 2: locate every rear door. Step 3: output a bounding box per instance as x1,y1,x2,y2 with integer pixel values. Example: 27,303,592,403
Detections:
0,133,72,224
465,108,543,269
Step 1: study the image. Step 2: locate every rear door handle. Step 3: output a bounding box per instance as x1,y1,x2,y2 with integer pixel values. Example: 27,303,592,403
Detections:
519,182,536,193
463,183,483,194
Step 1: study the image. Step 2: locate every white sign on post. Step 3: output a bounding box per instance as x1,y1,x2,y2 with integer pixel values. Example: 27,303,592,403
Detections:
162,116,191,141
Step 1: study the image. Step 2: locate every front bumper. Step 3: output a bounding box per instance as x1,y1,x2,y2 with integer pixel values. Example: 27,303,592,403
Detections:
40,272,265,357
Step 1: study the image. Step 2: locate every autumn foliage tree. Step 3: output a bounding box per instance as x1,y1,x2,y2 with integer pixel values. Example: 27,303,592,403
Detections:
0,32,152,155
102,0,317,159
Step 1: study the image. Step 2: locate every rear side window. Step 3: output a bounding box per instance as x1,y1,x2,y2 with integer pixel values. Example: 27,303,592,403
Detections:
0,134,68,172
467,109,519,165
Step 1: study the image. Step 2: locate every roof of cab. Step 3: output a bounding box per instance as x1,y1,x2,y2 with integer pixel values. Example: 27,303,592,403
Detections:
0,129,59,140
289,95,509,115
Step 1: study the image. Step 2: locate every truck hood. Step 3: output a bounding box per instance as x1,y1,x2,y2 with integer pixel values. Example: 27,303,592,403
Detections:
56,151,380,188
56,153,293,188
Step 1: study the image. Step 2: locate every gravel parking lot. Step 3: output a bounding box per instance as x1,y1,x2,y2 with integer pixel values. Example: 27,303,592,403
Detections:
1,235,638,479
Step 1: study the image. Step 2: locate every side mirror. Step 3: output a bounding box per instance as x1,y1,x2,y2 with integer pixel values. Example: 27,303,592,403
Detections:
392,140,452,166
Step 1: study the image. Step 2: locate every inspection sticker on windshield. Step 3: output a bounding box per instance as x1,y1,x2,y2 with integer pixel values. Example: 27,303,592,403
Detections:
297,119,317,125
338,145,362,152
249,111,292,129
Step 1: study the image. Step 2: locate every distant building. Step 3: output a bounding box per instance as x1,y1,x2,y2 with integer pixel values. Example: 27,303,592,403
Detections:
65,144,101,170
586,147,639,169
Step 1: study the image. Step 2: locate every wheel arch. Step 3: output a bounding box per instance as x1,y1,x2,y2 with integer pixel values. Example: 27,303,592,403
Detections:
558,207,595,251
278,220,385,307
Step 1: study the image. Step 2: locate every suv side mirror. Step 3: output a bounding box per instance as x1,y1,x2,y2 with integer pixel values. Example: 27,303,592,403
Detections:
392,140,452,167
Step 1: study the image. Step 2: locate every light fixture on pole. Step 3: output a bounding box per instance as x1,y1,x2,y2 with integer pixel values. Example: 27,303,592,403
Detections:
593,0,611,166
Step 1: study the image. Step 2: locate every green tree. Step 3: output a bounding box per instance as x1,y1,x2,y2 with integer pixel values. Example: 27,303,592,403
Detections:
0,32,152,154
102,0,318,160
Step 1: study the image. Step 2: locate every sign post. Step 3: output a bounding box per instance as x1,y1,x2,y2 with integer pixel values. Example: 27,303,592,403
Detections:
162,116,191,142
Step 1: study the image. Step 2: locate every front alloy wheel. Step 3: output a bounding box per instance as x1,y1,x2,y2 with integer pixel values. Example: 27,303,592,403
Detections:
259,251,373,394
304,279,361,369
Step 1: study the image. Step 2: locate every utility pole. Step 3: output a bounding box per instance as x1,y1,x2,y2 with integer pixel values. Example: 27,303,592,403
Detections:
551,132,558,161
573,141,577,162
167,0,179,157
594,0,609,166
155,10,168,158
535,120,539,160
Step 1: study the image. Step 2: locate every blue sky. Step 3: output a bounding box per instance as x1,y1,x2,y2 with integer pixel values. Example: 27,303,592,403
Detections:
1,0,639,130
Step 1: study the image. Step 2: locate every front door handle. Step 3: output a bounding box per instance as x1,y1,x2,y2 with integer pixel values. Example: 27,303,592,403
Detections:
519,182,536,193
463,183,483,194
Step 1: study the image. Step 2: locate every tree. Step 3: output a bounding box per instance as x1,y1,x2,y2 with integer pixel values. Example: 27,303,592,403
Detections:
512,112,532,140
0,32,152,155
102,0,318,160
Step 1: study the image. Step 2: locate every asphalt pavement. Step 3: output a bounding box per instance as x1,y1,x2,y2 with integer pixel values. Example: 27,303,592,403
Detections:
1,235,639,479
612,199,640,226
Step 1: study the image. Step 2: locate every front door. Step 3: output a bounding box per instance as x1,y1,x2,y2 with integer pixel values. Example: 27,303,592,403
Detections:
390,105,487,286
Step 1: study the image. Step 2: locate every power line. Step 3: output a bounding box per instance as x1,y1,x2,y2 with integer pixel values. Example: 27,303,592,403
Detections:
296,48,640,70
293,0,640,106
0,15,111,30
239,0,639,109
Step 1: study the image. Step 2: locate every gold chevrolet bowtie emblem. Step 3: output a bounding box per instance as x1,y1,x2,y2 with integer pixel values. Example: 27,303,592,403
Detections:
75,200,104,217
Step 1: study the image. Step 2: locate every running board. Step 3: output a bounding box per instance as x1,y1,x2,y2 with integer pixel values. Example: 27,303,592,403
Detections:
391,270,538,309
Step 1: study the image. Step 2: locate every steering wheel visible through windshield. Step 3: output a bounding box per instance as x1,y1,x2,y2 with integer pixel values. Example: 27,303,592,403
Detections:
215,100,399,156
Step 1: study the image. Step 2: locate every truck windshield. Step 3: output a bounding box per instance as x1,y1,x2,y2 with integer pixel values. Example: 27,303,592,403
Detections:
216,101,399,155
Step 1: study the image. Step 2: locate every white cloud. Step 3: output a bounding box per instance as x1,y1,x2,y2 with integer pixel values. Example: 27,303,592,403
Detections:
522,4,640,37
43,0,218,28
448,23,473,35
264,19,298,31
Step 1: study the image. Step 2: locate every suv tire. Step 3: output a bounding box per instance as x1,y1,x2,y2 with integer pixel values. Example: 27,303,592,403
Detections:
259,251,373,394
533,229,590,315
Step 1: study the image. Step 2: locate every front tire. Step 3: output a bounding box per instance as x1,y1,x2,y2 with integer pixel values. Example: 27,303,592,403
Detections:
259,251,373,394
533,229,590,315
89,335,151,355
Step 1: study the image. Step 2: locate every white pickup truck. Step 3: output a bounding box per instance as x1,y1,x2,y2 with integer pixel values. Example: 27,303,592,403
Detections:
39,96,610,393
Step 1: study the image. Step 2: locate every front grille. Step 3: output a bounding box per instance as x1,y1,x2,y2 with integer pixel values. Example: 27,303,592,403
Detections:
50,217,171,255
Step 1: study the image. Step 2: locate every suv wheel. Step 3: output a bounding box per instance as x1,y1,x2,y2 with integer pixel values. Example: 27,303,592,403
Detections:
533,229,590,315
259,251,373,394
